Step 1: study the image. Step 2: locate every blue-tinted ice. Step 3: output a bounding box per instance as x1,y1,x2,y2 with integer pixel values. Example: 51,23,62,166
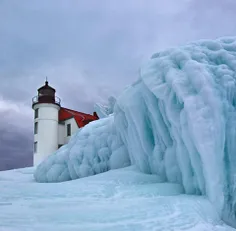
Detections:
34,37,236,226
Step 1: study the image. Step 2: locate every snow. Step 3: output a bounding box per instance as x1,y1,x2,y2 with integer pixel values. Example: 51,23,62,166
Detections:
0,167,235,231
33,37,236,226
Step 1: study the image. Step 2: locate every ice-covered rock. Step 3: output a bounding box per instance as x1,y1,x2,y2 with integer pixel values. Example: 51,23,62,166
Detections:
34,37,236,226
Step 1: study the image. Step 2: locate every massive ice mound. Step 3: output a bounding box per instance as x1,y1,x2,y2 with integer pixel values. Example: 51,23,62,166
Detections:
34,116,130,182
34,37,236,225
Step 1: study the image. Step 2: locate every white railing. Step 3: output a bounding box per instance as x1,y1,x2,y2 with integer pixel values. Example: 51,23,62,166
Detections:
32,95,61,105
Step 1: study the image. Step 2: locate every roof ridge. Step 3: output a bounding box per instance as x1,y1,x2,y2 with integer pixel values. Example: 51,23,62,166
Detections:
59,107,98,127
61,107,95,117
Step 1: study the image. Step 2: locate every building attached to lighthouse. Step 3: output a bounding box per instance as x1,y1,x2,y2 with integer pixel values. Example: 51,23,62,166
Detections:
32,80,98,166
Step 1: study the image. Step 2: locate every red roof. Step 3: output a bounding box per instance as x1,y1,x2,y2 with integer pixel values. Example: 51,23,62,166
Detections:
59,107,98,128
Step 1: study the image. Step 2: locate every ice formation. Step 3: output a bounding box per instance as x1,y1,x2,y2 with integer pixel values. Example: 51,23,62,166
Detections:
34,37,236,226
94,96,116,118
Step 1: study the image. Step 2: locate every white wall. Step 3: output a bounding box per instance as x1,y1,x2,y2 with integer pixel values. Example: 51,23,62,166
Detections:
33,105,80,165
33,103,60,166
58,124,65,145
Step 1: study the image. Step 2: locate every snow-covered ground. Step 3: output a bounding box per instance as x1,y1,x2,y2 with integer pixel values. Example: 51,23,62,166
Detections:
0,166,234,231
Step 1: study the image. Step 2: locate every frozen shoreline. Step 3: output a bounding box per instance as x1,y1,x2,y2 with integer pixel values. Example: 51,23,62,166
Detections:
0,166,234,231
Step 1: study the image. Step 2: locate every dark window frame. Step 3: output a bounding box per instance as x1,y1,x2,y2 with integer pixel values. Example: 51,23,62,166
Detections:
35,108,39,119
67,123,71,136
34,122,38,134
34,141,38,153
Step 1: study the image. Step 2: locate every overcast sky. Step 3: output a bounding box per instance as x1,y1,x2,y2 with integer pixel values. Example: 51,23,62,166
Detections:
0,0,236,170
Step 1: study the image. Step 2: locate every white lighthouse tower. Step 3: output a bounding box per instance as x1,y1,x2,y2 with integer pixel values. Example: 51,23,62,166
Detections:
32,80,61,166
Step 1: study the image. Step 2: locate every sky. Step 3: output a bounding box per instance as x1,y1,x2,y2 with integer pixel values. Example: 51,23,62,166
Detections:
0,0,236,170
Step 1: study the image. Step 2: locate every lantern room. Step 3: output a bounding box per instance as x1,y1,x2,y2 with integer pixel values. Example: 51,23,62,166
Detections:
32,80,61,107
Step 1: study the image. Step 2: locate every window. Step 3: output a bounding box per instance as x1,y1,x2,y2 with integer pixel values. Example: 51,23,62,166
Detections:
34,122,38,134
34,142,38,153
35,108,39,119
67,124,71,136
58,144,63,149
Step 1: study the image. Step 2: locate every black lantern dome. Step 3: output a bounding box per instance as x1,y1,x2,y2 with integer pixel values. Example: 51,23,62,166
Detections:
32,80,61,107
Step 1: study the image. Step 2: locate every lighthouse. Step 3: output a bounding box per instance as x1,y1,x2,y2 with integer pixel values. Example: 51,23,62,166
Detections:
32,80,61,166
32,80,99,166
